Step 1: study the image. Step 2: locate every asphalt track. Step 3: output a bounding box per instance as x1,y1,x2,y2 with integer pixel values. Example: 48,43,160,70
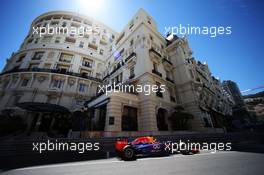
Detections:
1,151,263,175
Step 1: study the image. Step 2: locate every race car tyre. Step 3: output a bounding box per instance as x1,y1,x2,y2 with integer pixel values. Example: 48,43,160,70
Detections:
122,147,135,160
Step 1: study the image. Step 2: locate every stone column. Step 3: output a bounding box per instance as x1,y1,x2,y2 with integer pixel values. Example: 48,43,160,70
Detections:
104,97,122,132
138,94,158,131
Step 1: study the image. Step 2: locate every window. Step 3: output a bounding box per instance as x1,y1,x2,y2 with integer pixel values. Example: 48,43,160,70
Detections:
59,53,73,63
55,37,61,43
44,63,51,69
62,22,67,27
73,17,81,23
32,51,44,60
44,16,52,20
130,39,134,46
56,64,69,72
102,34,107,41
29,63,39,69
88,43,98,50
96,73,101,78
27,38,33,44
149,35,153,41
153,62,158,71
71,22,80,28
16,54,26,62
81,70,92,77
129,20,134,29
34,38,39,44
82,58,93,67
79,83,87,92
118,73,123,83
130,66,135,78
79,41,84,48
84,34,89,39
42,36,52,43
92,38,97,44
65,37,76,43
62,16,71,20
53,15,61,19
21,79,29,87
40,28,45,33
99,49,104,55
156,82,163,98
109,116,115,125
122,106,138,131
59,28,68,34
147,16,152,25
100,37,107,45
50,21,59,26
51,79,64,89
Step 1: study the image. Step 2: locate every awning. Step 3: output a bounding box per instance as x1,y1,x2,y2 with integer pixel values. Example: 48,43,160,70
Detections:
16,102,71,114
93,98,110,108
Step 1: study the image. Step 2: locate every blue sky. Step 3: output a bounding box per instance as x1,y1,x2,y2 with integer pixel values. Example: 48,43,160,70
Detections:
0,0,263,94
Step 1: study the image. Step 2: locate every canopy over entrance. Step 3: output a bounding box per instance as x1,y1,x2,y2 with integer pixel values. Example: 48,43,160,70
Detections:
16,102,70,114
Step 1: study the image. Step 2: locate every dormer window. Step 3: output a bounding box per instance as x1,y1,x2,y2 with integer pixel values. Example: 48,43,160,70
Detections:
129,20,134,29
147,16,152,25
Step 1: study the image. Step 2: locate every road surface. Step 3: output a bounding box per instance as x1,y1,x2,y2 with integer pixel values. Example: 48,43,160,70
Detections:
1,151,263,175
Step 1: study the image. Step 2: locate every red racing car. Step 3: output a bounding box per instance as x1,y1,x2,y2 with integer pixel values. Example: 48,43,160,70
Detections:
115,136,199,160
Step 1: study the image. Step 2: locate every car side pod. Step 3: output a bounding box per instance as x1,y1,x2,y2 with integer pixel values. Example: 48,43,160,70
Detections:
115,139,129,158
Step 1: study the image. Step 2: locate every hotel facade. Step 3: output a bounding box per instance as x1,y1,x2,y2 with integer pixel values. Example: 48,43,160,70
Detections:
0,9,233,136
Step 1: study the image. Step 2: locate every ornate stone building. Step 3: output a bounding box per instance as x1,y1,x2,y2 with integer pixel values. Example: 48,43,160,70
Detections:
0,9,233,136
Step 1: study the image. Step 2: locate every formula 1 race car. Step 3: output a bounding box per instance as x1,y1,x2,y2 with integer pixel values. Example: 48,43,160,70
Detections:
115,136,169,160
115,136,199,160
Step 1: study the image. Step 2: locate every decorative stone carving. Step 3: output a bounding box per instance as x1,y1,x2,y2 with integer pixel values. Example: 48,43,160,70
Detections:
68,78,76,86
37,75,46,83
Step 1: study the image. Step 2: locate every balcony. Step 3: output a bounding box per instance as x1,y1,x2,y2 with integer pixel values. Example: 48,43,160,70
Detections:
166,77,174,83
110,62,122,75
59,58,72,63
0,68,102,82
149,47,162,58
152,69,162,77
125,52,136,62
82,62,93,68
162,57,173,66
102,74,110,80
129,74,135,79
